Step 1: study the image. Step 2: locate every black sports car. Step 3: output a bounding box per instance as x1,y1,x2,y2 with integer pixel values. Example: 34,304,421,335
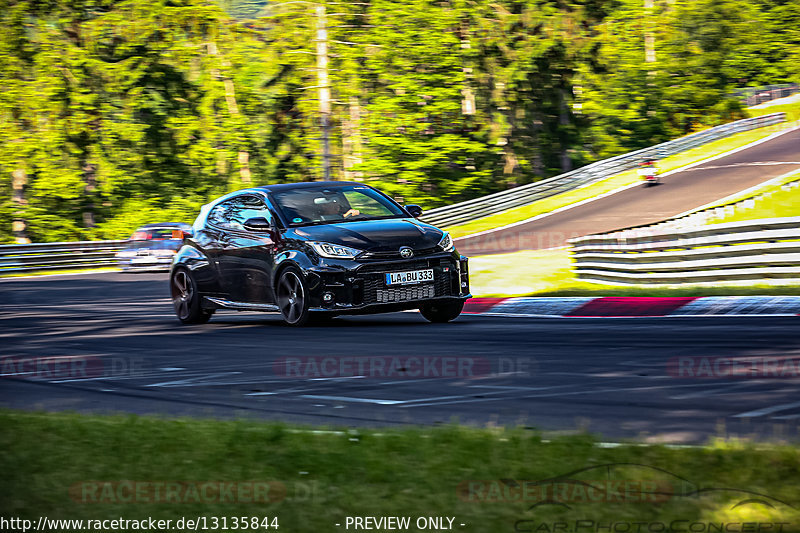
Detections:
170,182,470,326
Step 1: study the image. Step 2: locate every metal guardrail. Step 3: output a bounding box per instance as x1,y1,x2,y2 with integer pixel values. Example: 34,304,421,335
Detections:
569,217,800,285
422,112,787,228
0,240,126,274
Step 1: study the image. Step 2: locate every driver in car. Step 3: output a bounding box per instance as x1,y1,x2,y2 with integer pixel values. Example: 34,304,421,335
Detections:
315,196,360,221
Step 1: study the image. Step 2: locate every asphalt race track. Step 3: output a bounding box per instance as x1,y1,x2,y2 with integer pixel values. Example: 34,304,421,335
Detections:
456,127,800,255
2,272,799,444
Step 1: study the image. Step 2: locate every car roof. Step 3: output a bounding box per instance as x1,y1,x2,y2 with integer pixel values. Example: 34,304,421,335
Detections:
251,181,366,193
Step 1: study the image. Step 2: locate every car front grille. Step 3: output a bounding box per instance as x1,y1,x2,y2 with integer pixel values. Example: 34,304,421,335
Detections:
375,284,435,303
357,257,456,305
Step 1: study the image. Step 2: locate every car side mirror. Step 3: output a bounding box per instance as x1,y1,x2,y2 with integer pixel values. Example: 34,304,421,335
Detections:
243,217,273,233
405,204,423,218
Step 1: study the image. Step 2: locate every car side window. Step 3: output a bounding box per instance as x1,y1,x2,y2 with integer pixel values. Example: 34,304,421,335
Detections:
207,195,272,231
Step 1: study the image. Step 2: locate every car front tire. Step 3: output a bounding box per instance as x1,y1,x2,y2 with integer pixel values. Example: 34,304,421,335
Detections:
419,300,465,323
171,267,212,324
277,266,311,326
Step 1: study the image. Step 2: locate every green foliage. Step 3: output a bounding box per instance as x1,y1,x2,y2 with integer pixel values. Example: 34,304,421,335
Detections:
0,0,798,242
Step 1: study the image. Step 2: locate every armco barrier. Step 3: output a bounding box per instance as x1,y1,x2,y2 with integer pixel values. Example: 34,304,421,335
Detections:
569,217,800,285
0,240,126,274
422,113,786,228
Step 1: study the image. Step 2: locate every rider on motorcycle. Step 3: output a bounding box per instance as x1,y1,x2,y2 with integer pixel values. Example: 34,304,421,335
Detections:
638,159,659,187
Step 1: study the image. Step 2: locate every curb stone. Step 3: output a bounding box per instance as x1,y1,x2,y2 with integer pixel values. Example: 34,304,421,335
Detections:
462,296,800,317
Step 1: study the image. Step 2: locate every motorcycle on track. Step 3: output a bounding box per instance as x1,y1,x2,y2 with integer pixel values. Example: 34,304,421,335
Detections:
638,160,660,187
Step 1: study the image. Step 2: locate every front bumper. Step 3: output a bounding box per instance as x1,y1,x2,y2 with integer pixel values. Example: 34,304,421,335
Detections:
118,256,174,271
304,253,470,313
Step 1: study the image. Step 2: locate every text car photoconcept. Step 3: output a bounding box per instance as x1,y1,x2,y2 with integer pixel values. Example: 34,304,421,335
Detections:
170,182,471,326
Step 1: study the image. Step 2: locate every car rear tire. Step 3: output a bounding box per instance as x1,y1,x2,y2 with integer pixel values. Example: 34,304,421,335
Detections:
277,266,311,326
171,268,212,324
420,300,465,323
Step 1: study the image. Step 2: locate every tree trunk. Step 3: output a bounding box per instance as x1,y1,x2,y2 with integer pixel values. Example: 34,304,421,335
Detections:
207,41,251,185
82,161,97,229
460,23,475,116
342,96,363,181
559,87,573,173
315,5,331,180
503,145,518,177
12,167,30,244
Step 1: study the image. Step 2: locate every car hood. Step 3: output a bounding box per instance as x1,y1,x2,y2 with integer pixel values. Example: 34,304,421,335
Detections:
291,218,444,252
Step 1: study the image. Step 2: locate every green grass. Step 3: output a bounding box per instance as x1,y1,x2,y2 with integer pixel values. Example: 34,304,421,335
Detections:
701,183,800,225
1,410,799,530
469,248,800,296
747,97,800,122
447,102,800,239
0,267,119,278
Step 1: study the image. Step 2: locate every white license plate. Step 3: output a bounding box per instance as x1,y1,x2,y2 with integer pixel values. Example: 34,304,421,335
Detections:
131,256,158,264
385,268,434,286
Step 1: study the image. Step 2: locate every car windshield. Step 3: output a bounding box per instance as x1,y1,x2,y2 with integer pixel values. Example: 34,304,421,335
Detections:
271,185,406,226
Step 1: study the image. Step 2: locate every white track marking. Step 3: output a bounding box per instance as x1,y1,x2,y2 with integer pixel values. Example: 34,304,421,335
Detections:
732,401,800,418
467,385,571,391
147,372,242,387
299,394,465,406
293,382,722,409
668,381,763,400
401,381,750,408
307,376,366,381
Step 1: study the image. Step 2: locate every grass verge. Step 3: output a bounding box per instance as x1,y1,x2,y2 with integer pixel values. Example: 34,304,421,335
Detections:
747,97,800,122
0,267,120,279
469,249,800,297
1,410,799,529
698,179,800,224
447,107,800,239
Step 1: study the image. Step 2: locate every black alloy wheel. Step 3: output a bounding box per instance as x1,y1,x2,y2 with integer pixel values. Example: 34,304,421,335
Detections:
171,268,212,324
277,267,310,326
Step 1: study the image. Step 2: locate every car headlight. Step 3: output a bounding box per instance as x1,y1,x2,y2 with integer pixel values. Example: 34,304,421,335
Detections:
309,242,363,259
438,232,454,252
